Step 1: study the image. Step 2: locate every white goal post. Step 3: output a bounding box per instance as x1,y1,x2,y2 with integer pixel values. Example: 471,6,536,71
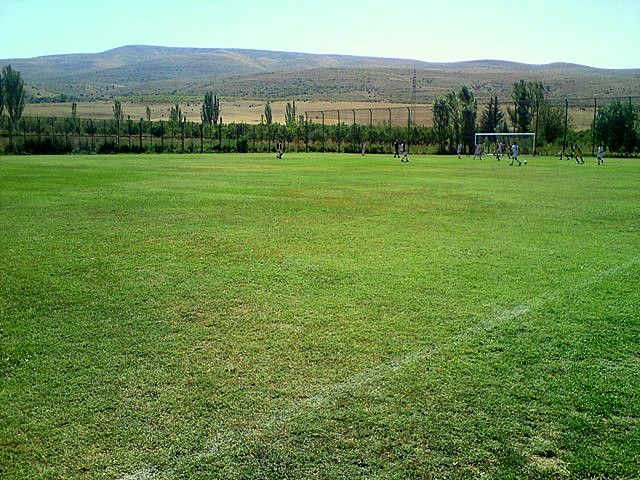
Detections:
474,132,536,155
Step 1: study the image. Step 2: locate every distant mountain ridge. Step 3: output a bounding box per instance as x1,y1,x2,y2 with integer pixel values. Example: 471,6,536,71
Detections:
2,45,639,102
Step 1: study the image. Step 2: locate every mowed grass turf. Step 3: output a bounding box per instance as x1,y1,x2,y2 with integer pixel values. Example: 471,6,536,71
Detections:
1,153,638,479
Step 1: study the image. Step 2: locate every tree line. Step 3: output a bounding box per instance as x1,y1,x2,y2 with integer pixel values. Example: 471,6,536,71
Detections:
432,80,640,154
0,65,26,146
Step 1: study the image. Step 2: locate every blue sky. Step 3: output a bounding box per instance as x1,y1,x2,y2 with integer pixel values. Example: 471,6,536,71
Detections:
1,0,639,68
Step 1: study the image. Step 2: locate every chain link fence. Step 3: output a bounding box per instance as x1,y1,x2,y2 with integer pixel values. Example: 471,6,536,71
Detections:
1,96,638,155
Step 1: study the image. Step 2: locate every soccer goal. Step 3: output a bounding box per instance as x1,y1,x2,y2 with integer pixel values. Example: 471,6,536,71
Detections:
474,132,536,155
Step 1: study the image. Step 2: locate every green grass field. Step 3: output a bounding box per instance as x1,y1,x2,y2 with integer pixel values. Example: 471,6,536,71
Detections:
1,153,639,480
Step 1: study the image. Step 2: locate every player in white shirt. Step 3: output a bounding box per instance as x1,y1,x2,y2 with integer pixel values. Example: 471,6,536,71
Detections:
401,142,409,163
473,143,482,160
457,143,463,159
597,144,605,165
495,142,502,161
510,142,522,166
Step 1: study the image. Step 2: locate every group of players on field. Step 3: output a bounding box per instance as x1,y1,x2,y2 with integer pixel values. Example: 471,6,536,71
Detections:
459,141,525,165
274,138,606,165
457,141,606,165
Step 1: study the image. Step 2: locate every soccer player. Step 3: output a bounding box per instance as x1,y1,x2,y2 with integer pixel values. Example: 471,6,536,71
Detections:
502,142,511,159
559,143,566,160
401,142,409,163
361,142,367,156
569,143,577,162
393,140,400,158
275,139,283,159
494,141,501,161
597,144,605,165
510,141,521,166
473,142,482,160
457,143,463,159
574,144,585,164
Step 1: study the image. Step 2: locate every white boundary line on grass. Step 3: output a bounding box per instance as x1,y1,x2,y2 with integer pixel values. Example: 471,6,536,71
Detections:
121,257,638,480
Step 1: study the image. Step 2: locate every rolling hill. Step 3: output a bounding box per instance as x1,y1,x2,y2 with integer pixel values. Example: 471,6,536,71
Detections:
2,45,639,103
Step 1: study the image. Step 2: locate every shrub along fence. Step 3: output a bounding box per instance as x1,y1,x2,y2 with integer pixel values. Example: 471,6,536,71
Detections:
0,115,437,155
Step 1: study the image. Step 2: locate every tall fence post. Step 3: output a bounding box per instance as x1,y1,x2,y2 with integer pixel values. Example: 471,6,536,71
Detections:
181,121,185,152
252,125,256,152
388,108,392,154
368,108,372,149
562,99,569,160
592,98,597,155
406,107,411,150
352,109,356,149
321,112,325,153
305,113,309,152
534,98,539,156
337,110,341,153
90,120,95,151
77,118,81,151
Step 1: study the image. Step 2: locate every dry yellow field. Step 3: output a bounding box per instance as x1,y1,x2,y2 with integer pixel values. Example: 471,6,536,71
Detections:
24,100,416,125
23,100,597,129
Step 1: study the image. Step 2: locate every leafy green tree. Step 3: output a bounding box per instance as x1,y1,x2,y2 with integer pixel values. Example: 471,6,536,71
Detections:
0,73,4,119
264,101,273,125
351,122,363,146
479,96,504,133
85,119,97,135
2,65,25,139
508,80,535,132
594,100,638,154
445,90,460,147
212,94,220,125
169,103,182,124
529,80,545,106
69,102,78,134
113,100,123,125
537,102,565,144
285,101,297,125
113,100,123,146
457,86,477,152
200,93,221,125
433,95,453,153
201,92,214,124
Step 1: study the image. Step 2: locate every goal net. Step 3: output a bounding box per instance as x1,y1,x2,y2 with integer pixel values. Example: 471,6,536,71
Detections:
474,132,536,155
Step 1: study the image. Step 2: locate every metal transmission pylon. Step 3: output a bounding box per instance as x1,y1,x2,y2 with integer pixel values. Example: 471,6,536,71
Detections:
411,66,417,106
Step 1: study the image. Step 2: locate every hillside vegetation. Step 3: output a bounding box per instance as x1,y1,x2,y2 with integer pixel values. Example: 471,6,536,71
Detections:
2,45,639,103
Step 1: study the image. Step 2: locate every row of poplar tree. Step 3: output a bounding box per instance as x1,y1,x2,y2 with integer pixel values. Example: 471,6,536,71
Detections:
432,81,567,154
0,65,26,138
433,80,640,154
